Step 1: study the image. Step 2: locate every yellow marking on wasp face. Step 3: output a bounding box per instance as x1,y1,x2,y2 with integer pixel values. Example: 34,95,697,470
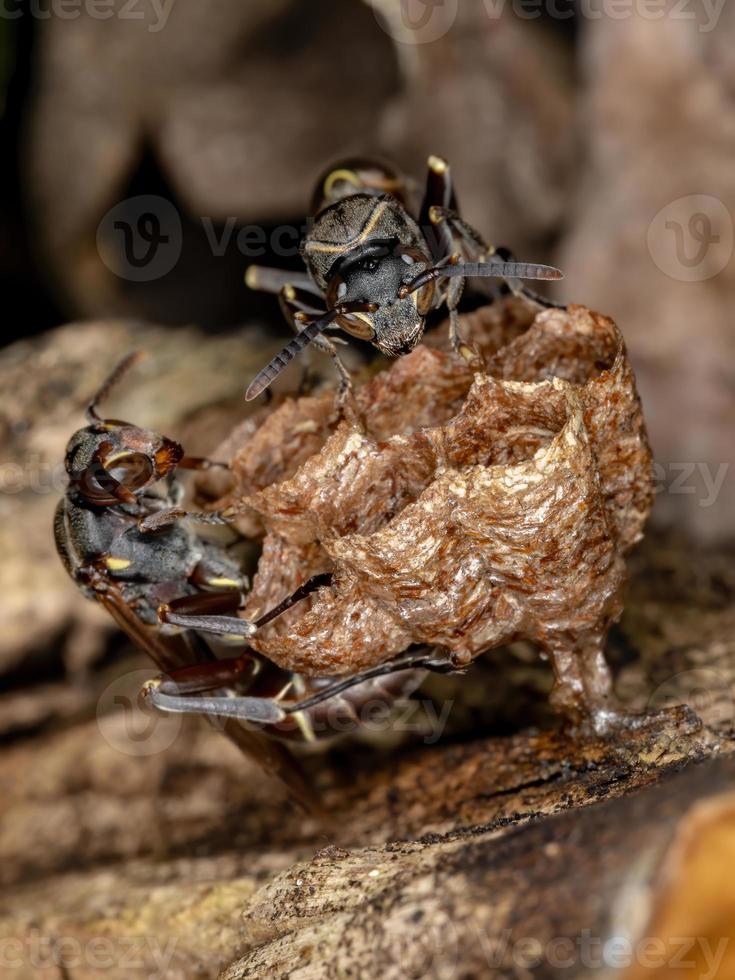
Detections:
105,450,135,465
428,155,448,175
350,312,376,329
206,577,241,589
106,557,132,571
306,200,389,256
342,312,376,341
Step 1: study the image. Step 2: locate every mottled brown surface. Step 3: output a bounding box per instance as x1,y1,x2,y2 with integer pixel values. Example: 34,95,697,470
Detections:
0,704,731,979
217,301,653,724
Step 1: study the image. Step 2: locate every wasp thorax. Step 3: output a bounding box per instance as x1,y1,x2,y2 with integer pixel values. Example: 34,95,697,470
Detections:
310,159,410,215
302,194,430,292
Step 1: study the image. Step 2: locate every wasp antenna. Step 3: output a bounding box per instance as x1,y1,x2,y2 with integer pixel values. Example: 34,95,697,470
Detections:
86,351,146,423
444,261,564,282
245,318,335,401
245,265,317,296
254,573,333,629
246,300,379,401
157,573,332,636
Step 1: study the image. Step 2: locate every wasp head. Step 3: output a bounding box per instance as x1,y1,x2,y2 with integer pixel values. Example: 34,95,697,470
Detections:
325,240,433,355
303,195,435,357
64,353,184,506
65,421,183,507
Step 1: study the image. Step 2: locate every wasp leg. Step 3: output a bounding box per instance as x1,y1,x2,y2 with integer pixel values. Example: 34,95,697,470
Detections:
143,655,287,725
280,287,355,410
159,572,333,637
136,507,230,534
165,590,243,618
144,646,454,724
419,155,459,260
143,652,283,723
245,265,319,296
431,206,565,311
424,206,488,353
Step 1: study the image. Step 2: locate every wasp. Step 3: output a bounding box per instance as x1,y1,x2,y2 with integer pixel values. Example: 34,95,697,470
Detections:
56,355,451,806
243,156,564,401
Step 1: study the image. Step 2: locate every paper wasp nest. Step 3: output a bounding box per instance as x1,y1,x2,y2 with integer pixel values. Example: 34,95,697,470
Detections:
215,300,654,722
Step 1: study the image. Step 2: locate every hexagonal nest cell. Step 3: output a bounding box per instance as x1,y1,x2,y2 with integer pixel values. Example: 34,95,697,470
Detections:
209,298,654,725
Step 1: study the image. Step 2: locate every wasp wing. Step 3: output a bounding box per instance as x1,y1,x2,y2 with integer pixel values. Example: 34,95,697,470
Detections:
94,585,318,812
